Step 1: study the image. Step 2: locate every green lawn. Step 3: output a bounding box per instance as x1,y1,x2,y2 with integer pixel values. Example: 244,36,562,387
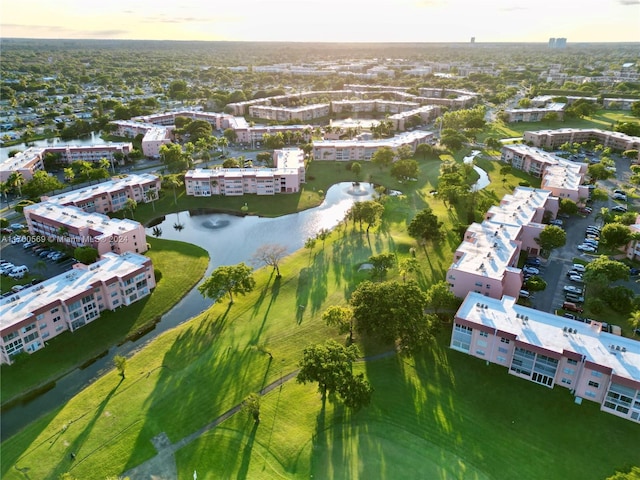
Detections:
0,237,209,405
177,333,640,480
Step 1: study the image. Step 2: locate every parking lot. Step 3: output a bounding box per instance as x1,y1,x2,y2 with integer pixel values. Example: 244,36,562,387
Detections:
526,154,640,328
0,240,76,293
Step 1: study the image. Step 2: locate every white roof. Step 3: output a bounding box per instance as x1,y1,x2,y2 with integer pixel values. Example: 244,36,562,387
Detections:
457,292,640,383
0,252,150,331
314,130,433,148
25,202,142,239
44,174,159,204
275,148,304,170
451,222,522,280
542,159,585,191
0,147,44,172
486,187,553,227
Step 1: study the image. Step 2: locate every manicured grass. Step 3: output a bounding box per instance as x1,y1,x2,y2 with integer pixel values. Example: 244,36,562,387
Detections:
176,334,640,480
0,237,209,405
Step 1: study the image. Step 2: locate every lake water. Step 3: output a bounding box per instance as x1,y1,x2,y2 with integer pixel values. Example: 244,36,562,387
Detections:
0,182,374,440
464,150,490,191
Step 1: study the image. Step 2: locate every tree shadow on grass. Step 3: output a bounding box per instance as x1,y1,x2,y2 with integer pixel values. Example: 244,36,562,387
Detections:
236,421,259,480
251,270,276,316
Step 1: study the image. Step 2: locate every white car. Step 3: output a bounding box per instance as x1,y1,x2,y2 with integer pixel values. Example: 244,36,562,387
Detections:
564,285,583,295
569,274,584,283
577,244,596,253
522,266,540,275
572,264,586,273
0,263,15,275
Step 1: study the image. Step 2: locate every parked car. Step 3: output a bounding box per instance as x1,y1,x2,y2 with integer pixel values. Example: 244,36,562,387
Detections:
587,225,601,232
577,244,596,253
519,290,530,298
11,285,25,293
611,205,628,213
630,268,640,276
10,223,25,231
523,266,540,275
583,239,598,247
612,193,627,201
563,313,577,320
563,301,584,313
572,264,587,273
0,263,16,275
558,213,571,219
564,285,583,295
569,274,584,283
550,219,564,227
8,265,29,278
525,257,541,266
566,270,582,278
565,294,585,303
23,241,36,249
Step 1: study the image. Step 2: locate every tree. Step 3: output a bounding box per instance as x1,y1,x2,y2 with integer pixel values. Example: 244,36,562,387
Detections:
408,207,443,244
160,143,190,173
124,198,137,219
360,200,384,233
600,222,632,249
222,157,240,168
163,175,183,205
583,255,630,290
351,161,362,178
322,305,355,343
242,393,261,423
588,163,614,182
198,263,256,303
22,171,63,200
297,340,372,410
73,246,99,264
525,276,547,292
368,253,396,281
114,355,127,379
535,225,566,254
304,236,317,255
390,159,419,181
398,257,420,283
371,146,394,170
628,311,640,336
425,281,460,319
415,143,434,160
7,171,24,197
559,198,578,216
217,136,229,154
223,128,237,143
251,243,288,277
350,280,431,353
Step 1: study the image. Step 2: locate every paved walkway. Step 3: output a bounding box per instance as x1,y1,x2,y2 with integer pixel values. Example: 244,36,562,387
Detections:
123,350,398,479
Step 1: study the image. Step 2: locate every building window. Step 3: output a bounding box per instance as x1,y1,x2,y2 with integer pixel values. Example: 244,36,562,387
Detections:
477,340,487,348
452,324,472,352
585,391,597,399
511,346,536,377
479,331,488,338
588,381,600,389
567,358,578,365
475,282,483,287
563,367,575,375
498,347,508,354
500,338,510,344
476,350,485,356
561,378,572,385
591,370,603,378
496,356,506,363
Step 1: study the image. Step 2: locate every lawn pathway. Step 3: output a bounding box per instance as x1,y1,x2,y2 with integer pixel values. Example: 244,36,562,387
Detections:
123,350,397,479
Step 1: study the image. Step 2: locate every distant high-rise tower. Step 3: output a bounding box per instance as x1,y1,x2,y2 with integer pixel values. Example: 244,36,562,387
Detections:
549,37,567,49
471,37,475,44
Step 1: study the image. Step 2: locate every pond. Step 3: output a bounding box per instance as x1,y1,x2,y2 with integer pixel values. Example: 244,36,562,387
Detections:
0,182,375,440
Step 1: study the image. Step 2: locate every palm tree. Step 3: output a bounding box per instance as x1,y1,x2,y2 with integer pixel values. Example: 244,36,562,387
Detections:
124,198,137,219
628,311,640,336
64,167,75,183
217,137,228,155
0,181,9,203
8,171,24,197
164,175,183,205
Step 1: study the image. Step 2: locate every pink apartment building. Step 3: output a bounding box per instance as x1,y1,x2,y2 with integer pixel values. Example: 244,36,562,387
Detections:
24,202,148,255
0,252,155,365
523,128,640,155
501,144,589,183
41,174,161,214
447,187,560,300
451,292,640,423
313,131,434,161
540,162,589,203
503,103,566,123
185,148,305,196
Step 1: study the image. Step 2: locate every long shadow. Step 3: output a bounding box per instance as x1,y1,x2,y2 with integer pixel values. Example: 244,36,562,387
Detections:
251,277,280,341
236,421,259,480
251,270,275,316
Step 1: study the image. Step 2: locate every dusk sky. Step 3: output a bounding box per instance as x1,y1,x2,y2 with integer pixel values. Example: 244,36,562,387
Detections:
2,0,639,43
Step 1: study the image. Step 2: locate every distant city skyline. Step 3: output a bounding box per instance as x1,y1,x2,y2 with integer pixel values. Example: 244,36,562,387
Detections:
2,0,639,43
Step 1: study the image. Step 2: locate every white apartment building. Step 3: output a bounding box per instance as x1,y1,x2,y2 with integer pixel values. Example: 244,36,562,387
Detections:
452,292,640,423
24,202,148,255
504,103,566,123
185,148,305,197
523,128,640,155
41,174,161,214
0,252,155,365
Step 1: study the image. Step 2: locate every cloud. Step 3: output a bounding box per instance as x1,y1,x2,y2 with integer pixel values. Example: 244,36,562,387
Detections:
1,23,129,38
618,0,639,4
